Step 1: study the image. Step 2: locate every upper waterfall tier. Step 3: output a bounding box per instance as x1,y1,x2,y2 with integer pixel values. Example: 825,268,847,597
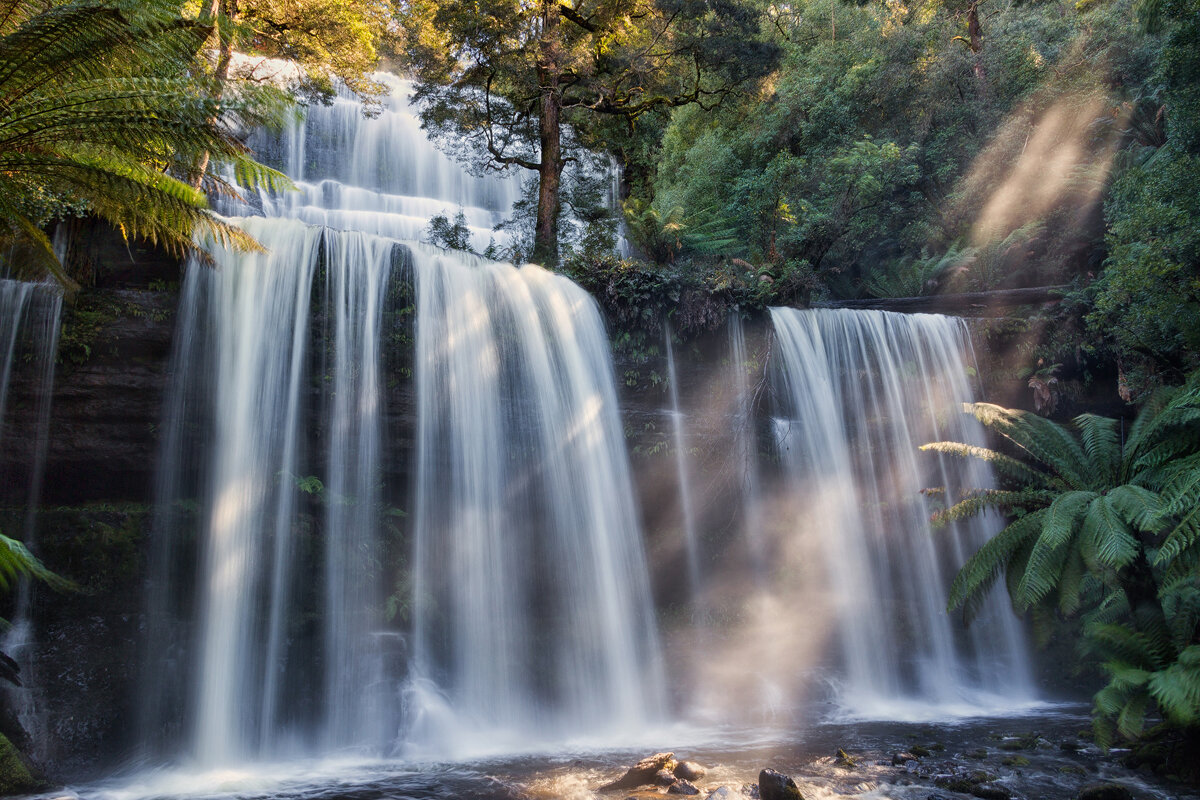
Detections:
241,74,524,253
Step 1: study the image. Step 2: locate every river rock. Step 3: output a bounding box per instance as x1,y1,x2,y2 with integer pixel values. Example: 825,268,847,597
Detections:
1078,784,1134,800
656,769,678,786
758,769,803,800
669,779,701,795
601,752,678,791
675,760,707,781
0,734,35,795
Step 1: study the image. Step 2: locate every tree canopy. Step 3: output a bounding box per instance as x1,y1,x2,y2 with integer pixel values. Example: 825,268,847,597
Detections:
398,0,779,263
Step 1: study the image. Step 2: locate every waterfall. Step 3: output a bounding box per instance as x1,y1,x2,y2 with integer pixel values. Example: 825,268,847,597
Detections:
408,248,664,754
0,278,62,757
143,73,663,764
664,323,701,603
728,315,765,575
768,307,1035,715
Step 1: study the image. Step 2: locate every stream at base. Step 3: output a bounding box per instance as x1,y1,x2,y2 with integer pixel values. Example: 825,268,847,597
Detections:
30,710,1195,800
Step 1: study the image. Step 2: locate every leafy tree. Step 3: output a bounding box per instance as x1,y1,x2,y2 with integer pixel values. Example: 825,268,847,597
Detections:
924,377,1200,743
0,0,289,288
398,0,779,264
193,0,392,107
187,0,394,182
1087,0,1200,399
425,209,472,252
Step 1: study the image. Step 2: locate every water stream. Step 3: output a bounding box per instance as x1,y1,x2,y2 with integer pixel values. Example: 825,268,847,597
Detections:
142,73,663,766
768,307,1036,715
0,277,62,760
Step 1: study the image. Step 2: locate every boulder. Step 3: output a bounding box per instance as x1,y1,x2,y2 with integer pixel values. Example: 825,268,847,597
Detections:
657,769,678,787
758,769,803,800
601,753,679,791
669,779,701,795
1078,784,1134,800
675,760,707,781
0,734,36,795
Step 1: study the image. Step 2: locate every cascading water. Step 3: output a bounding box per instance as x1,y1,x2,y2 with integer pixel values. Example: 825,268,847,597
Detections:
664,323,702,603
0,278,62,757
767,307,1035,715
728,315,765,575
408,248,664,755
143,73,664,765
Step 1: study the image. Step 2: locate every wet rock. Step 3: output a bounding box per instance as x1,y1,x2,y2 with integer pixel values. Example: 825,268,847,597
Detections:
967,748,989,760
742,783,760,799
675,761,707,781
910,745,933,758
0,734,36,795
654,769,678,786
926,795,954,800
893,752,920,765
1000,755,1029,767
758,769,803,800
971,786,1012,800
669,779,701,795
601,752,679,791
1077,783,1134,800
835,748,858,769
707,787,735,800
1060,739,1083,753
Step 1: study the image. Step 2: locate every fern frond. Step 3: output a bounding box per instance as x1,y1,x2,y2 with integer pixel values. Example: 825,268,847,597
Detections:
921,441,1052,487
1080,494,1141,573
948,508,1046,617
0,531,72,593
1076,414,1120,486
1015,490,1096,609
930,488,1055,526
1147,645,1200,725
967,403,1092,490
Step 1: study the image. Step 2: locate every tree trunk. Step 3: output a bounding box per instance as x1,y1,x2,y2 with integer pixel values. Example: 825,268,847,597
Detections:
532,0,562,265
192,0,237,188
967,2,987,92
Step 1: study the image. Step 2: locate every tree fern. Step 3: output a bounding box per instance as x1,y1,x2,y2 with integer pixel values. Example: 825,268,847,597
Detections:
930,381,1200,746
0,0,290,287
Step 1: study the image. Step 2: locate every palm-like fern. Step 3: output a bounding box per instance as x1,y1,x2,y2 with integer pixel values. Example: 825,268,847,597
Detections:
0,0,291,289
923,373,1200,743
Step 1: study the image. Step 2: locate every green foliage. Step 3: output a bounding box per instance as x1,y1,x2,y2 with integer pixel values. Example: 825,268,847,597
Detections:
1080,0,1200,399
561,252,816,355
926,376,1200,745
399,0,778,262
0,0,291,288
218,0,393,108
0,531,66,596
425,209,473,253
864,244,971,298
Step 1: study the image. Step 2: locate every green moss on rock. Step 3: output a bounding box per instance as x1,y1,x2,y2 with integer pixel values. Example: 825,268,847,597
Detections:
0,733,36,795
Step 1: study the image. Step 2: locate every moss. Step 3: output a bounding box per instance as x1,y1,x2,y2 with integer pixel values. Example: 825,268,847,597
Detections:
0,733,36,794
